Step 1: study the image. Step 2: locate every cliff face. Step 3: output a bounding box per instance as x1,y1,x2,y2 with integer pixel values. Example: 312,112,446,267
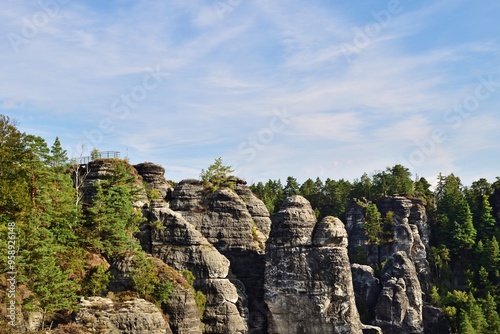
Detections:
265,196,365,334
76,297,172,334
73,161,449,334
149,206,246,334
167,178,270,333
345,196,443,334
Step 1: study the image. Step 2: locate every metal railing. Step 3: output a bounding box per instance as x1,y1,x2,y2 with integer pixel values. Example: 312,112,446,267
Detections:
73,151,121,165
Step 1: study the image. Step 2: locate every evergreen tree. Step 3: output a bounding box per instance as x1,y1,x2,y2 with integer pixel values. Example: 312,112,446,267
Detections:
387,164,414,195
458,311,477,334
283,176,300,197
476,195,497,242
200,157,234,190
467,293,488,333
436,174,477,255
480,293,500,333
364,203,382,245
350,172,372,199
49,137,68,172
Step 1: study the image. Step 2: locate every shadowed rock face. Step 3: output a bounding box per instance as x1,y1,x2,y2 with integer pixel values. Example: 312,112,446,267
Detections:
265,196,365,334
375,251,424,334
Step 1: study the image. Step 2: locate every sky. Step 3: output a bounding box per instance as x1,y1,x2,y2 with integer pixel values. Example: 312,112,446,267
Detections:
1,0,500,186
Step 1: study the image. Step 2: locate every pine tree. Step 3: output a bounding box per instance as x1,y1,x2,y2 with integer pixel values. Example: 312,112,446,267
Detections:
49,137,68,172
364,203,382,245
476,195,497,242
437,174,477,255
86,162,145,259
200,157,234,190
283,176,300,197
467,293,488,333
458,311,477,334
480,293,500,333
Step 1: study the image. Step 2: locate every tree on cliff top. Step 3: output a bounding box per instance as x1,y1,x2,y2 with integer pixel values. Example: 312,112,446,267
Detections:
200,157,234,191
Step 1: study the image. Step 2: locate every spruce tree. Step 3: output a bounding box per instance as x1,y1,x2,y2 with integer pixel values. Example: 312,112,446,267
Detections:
481,293,500,333
458,311,477,334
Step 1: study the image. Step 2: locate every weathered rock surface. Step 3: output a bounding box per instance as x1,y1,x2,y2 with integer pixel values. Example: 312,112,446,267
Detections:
422,305,450,334
265,196,365,334
76,297,171,334
351,264,381,323
375,251,424,334
107,253,203,334
148,206,247,334
234,179,272,237
376,197,431,296
169,178,269,333
78,159,149,209
134,162,173,200
345,198,392,267
164,286,204,334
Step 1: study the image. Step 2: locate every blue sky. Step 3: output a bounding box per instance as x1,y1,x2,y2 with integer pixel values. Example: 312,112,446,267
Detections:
1,0,500,186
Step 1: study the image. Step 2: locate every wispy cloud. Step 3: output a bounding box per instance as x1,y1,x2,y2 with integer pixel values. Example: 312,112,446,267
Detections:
1,0,500,185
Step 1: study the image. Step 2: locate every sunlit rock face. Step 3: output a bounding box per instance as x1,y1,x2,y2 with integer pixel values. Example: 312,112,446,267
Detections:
265,196,364,334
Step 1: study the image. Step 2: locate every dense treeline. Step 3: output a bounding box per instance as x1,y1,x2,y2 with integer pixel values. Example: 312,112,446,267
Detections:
0,115,188,332
250,165,500,333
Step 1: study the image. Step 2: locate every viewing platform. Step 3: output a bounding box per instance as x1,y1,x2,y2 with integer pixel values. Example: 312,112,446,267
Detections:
74,151,121,165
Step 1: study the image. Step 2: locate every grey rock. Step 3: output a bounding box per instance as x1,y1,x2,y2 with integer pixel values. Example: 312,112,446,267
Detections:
351,264,381,322
169,180,269,333
163,286,203,334
150,207,230,279
80,159,149,210
268,195,317,248
76,297,171,334
265,196,363,334
170,179,204,212
423,305,450,334
148,206,247,333
375,251,424,334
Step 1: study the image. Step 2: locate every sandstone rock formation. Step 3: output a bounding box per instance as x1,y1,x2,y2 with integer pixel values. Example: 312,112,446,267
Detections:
148,206,247,334
375,251,423,334
265,196,365,333
76,297,171,334
346,196,434,333
108,253,203,334
351,264,381,323
134,162,174,209
79,159,149,209
168,178,269,333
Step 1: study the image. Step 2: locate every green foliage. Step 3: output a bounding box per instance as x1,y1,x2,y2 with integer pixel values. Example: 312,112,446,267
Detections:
90,148,100,160
194,290,207,319
180,269,206,319
182,269,196,286
200,157,234,191
85,162,145,258
363,204,382,245
130,252,173,306
83,263,111,296
435,174,477,256
284,176,300,197
49,137,68,172
430,285,442,306
458,311,477,334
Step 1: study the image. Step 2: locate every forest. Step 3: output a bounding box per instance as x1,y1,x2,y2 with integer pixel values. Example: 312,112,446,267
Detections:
1,113,500,333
